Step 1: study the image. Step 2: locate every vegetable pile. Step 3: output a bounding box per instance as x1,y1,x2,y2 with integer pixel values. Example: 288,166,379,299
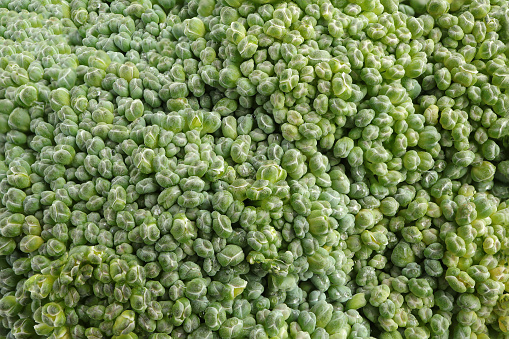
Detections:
1,0,509,337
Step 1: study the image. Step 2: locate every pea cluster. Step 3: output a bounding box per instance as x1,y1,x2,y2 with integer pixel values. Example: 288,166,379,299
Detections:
1,0,509,338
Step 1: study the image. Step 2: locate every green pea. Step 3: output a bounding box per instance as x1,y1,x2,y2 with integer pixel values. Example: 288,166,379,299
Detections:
391,241,415,268
471,161,496,182
369,284,390,307
216,244,244,267
345,293,367,311
113,310,136,336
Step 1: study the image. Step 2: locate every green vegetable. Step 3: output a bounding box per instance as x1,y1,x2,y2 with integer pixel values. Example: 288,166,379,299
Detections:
2,0,509,338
